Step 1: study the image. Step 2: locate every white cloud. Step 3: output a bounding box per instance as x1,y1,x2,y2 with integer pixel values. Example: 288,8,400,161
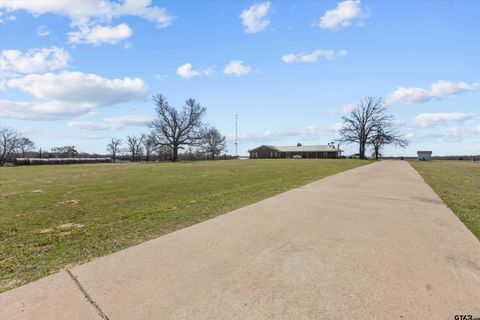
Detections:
240,2,271,33
0,0,172,27
386,80,480,106
68,115,152,130
0,47,70,74
2,71,148,119
318,0,368,30
413,112,476,128
37,25,51,37
110,0,173,26
223,60,254,76
0,99,100,120
407,126,480,143
68,23,132,45
7,71,147,105
282,49,348,63
1,0,172,45
176,63,214,79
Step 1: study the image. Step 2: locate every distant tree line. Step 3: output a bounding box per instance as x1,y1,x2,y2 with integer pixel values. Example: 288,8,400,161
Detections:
0,94,229,166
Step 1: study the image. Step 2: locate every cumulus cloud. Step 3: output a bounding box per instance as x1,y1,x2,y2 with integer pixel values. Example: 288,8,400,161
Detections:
0,0,173,26
318,0,368,30
0,0,172,45
240,2,271,33
2,71,148,119
0,99,93,120
407,126,480,143
68,115,152,130
0,47,70,75
224,60,254,76
176,63,214,79
7,71,147,104
67,23,132,45
413,112,476,128
111,0,173,26
282,49,347,63
386,80,480,106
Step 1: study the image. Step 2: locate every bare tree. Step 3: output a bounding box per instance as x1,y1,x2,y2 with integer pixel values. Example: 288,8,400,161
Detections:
142,133,156,162
126,136,138,162
369,124,408,160
126,134,145,162
151,94,206,162
17,137,35,157
135,134,145,161
0,127,20,166
200,127,227,160
107,138,122,163
338,97,391,159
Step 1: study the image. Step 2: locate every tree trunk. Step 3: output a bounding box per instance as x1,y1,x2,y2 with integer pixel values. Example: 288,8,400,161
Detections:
374,146,379,160
211,153,215,160
359,142,365,159
172,147,178,162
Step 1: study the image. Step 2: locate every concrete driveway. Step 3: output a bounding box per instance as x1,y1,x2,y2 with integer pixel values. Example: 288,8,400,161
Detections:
1,161,480,319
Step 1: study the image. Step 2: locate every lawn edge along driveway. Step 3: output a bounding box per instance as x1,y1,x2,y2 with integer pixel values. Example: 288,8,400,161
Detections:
410,160,480,241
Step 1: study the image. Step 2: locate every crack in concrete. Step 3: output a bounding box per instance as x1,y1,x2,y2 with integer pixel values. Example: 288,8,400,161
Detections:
66,269,111,320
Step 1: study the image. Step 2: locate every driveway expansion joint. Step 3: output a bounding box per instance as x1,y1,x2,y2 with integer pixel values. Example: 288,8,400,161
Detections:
66,270,111,320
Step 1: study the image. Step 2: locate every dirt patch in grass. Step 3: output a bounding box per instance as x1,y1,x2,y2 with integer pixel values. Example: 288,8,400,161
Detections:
57,199,81,205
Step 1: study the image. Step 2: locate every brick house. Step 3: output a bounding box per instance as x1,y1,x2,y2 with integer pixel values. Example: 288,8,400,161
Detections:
248,144,342,159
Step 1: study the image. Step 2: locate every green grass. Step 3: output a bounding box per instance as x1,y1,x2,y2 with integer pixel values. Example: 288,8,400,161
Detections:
0,159,369,292
410,160,480,241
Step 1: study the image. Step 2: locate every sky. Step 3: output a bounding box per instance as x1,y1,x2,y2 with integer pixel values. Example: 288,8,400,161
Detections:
0,0,479,157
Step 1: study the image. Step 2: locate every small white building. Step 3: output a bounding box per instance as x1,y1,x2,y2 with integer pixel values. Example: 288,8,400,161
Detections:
417,150,432,161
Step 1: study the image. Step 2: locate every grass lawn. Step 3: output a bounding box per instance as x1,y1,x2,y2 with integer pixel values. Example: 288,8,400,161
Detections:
410,160,480,241
0,159,369,292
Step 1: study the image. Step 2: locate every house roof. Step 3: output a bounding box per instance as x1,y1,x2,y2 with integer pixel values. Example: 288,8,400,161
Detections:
249,145,342,152
417,151,432,154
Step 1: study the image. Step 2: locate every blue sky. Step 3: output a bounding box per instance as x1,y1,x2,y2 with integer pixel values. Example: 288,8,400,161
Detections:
1,0,479,156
